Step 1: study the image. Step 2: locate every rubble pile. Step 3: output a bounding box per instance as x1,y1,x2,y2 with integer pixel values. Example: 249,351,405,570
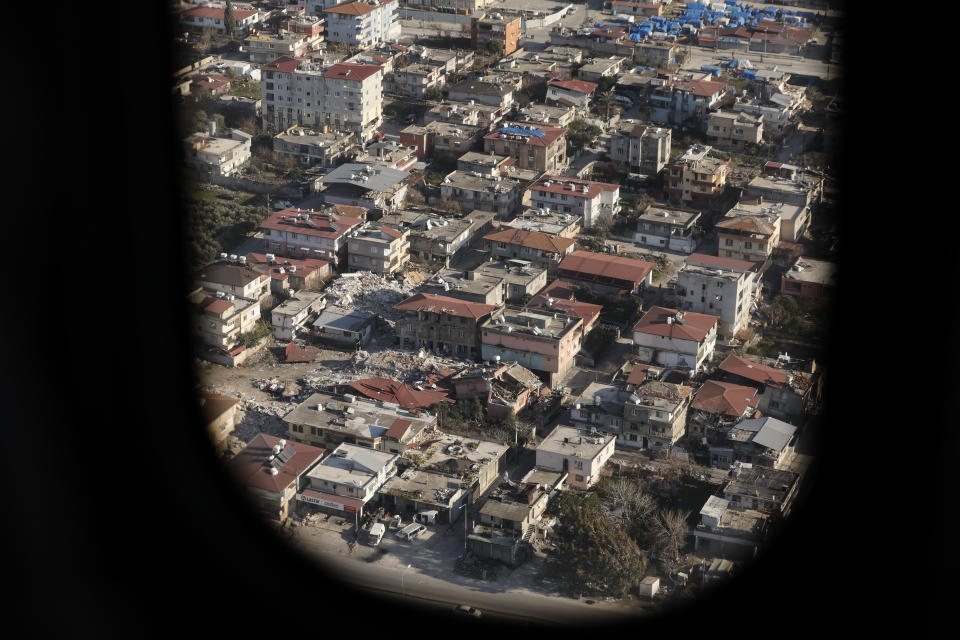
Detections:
323,270,420,325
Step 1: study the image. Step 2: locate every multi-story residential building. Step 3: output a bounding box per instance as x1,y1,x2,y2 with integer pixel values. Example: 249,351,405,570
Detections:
394,293,500,359
505,208,581,238
732,97,793,138
650,78,729,129
572,378,692,451
527,176,620,229
471,14,521,56
545,80,598,112
468,482,550,565
260,57,383,141
180,5,262,35
693,495,768,560
578,56,627,83
316,162,410,210
715,211,779,264
722,466,800,516
259,207,364,266
230,434,326,522
677,259,755,340
312,308,375,347
284,391,435,453
345,223,410,274
439,172,528,219
741,174,817,242
719,416,797,471
245,253,334,295
474,260,549,302
717,354,815,422
280,12,326,37
401,122,484,161
385,62,445,98
419,267,507,306
534,425,616,489
447,79,514,110
780,256,836,304
270,289,327,340
243,30,323,64
483,123,567,174
193,260,271,303
423,102,481,127
188,287,263,352
517,102,577,128
606,1,664,17
272,126,357,168
632,307,718,371
378,210,496,267
688,379,759,439
456,152,513,178
556,250,654,296
354,139,417,171
201,393,240,450
634,207,700,253
483,228,576,269
299,443,398,517
664,144,730,210
323,0,400,49
183,129,252,177
706,111,764,152
608,123,672,175
527,280,603,337
480,307,583,386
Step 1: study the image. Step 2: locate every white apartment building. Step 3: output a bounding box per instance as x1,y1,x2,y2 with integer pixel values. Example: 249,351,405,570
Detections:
527,175,620,229
632,307,718,372
270,289,327,340
261,57,383,141
677,263,753,340
534,425,616,490
183,129,252,177
323,1,400,49
346,223,411,274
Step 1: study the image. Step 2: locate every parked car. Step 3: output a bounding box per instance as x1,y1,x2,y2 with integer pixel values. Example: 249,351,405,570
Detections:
453,605,482,617
395,522,426,541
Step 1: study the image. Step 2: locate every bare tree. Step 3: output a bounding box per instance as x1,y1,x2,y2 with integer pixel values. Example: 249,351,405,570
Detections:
653,508,690,561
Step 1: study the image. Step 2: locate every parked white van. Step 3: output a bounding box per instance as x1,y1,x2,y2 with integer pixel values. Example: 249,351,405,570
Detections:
368,523,385,546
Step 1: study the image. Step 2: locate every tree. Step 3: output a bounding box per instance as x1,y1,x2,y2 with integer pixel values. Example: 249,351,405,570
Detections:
469,396,484,424
596,90,617,120
553,497,648,597
566,119,602,150
651,508,690,561
224,0,235,37
485,39,505,56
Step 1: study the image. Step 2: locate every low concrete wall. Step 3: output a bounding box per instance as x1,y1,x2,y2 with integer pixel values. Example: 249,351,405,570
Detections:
208,173,303,197
524,4,572,30
400,8,472,24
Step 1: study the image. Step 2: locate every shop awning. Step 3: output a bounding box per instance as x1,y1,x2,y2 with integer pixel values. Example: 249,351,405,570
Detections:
296,489,364,513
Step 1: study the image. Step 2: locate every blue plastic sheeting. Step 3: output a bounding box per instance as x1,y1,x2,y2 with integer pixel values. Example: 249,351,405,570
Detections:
594,23,606,28
742,69,757,79
701,64,722,72
638,28,652,35
797,11,815,19
498,126,544,137
629,34,643,42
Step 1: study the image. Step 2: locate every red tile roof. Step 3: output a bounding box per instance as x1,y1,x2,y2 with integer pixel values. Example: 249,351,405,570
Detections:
548,79,598,95
385,418,413,441
284,342,318,363
718,354,789,389
528,280,602,326
230,434,325,495
245,253,331,280
558,251,654,285
530,175,619,200
626,365,661,386
483,228,576,253
691,380,758,417
261,56,305,73
341,377,452,410
394,293,498,320
259,209,362,240
204,299,234,315
676,79,727,98
200,393,239,424
632,306,717,343
685,253,756,272
323,63,382,81
534,279,580,300
715,215,776,235
192,73,231,89
324,1,377,16
380,225,402,239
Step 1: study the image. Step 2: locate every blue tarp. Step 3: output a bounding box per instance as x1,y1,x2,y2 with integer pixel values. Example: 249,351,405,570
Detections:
701,64,722,73
498,126,544,137
629,33,643,42
729,58,740,68
742,69,757,79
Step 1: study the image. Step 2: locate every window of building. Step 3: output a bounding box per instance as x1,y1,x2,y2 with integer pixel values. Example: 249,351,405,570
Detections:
725,238,733,246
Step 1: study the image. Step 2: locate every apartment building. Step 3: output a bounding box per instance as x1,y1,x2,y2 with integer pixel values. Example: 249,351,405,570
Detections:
527,176,619,229
664,144,729,210
471,14,521,56
608,123,672,175
345,223,410,274
632,307,718,372
780,256,835,304
483,228,576,269
259,207,364,266
534,425,616,489
183,129,252,177
230,435,325,522
715,212,779,264
385,62,445,98
284,391,434,454
300,443,399,517
180,6,261,34
742,174,817,242
323,0,400,49
439,172,527,219
272,126,357,168
706,111,764,152
678,254,758,340
394,293,500,359
545,79,598,112
483,123,567,174
270,289,327,340
188,287,263,352
378,210,496,267
650,78,729,129
447,79,514,110
556,250,654,296
244,30,323,64
634,207,700,254
401,121,484,161
261,57,383,141
193,260,271,303
245,252,334,295
505,208,581,239
480,307,583,387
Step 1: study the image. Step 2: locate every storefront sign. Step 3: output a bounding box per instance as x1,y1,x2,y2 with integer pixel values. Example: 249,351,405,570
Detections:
296,493,345,511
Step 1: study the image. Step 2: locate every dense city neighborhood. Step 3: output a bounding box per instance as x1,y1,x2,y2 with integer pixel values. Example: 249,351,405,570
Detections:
178,0,841,622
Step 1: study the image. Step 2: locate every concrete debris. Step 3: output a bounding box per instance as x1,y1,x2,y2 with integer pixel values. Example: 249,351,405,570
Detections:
323,270,420,325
